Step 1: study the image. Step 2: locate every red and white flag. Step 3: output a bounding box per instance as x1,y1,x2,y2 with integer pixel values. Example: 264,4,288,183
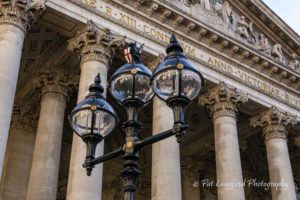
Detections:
124,47,132,63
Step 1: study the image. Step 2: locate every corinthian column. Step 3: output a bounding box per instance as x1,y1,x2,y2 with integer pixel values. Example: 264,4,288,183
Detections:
199,82,247,200
250,107,297,200
0,103,38,200
26,68,75,200
0,0,46,179
67,20,125,200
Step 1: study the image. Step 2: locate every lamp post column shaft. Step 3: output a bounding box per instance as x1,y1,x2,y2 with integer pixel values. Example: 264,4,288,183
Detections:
199,82,247,200
66,20,124,200
250,107,297,200
0,1,46,179
151,97,182,200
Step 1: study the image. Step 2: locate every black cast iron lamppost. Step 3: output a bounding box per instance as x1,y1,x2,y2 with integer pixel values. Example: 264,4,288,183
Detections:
69,34,204,200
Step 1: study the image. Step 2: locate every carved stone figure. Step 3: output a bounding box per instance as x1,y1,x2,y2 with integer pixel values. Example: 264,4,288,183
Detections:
257,33,270,55
200,0,211,10
288,53,300,72
214,1,233,28
237,16,250,40
222,1,233,28
248,21,256,43
272,44,284,64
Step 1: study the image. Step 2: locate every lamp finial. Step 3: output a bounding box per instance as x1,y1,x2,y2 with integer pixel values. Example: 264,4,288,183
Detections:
166,34,183,54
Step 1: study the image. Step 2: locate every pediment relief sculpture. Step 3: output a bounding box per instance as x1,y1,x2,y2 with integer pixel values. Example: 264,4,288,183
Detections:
288,53,300,72
236,16,256,44
257,33,271,55
272,44,285,64
179,0,299,73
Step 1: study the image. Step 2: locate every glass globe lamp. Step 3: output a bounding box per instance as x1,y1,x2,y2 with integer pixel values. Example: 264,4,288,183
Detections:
69,74,118,142
151,34,203,140
151,34,203,104
109,42,154,120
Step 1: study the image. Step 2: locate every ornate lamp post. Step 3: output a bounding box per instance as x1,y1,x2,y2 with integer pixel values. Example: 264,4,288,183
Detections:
69,34,204,200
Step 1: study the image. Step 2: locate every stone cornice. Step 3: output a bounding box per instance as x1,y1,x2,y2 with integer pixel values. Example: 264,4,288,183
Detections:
199,82,248,121
0,0,47,32
68,20,125,65
250,106,297,141
112,0,300,92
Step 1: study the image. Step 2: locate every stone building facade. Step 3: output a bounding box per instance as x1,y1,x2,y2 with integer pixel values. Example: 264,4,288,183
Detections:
0,0,300,199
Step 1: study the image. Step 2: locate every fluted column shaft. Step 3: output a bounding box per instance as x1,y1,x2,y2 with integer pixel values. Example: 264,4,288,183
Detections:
251,107,297,200
66,20,124,200
151,97,182,200
26,83,69,200
199,82,247,200
0,24,25,180
214,112,244,199
0,1,46,180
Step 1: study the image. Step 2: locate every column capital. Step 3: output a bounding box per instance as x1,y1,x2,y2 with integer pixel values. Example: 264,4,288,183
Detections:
199,82,248,120
0,0,47,32
68,20,125,66
250,106,297,141
33,68,78,104
11,102,39,132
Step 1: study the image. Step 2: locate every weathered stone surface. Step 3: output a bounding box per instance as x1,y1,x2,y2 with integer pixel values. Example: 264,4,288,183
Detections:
26,68,76,200
199,82,247,200
250,107,297,200
151,97,181,200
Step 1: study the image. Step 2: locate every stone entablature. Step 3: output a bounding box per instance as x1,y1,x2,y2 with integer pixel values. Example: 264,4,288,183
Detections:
63,0,300,113
107,0,300,88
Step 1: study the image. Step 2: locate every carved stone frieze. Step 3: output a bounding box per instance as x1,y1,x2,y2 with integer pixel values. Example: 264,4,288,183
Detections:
33,67,78,104
68,20,125,65
199,82,248,121
11,102,39,132
257,33,271,55
0,0,47,31
250,106,297,142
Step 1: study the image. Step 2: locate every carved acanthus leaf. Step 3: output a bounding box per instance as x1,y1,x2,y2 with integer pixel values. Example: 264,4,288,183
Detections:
11,102,39,131
33,67,78,102
68,20,125,64
250,106,297,141
199,82,248,120
0,0,47,31
250,106,297,128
